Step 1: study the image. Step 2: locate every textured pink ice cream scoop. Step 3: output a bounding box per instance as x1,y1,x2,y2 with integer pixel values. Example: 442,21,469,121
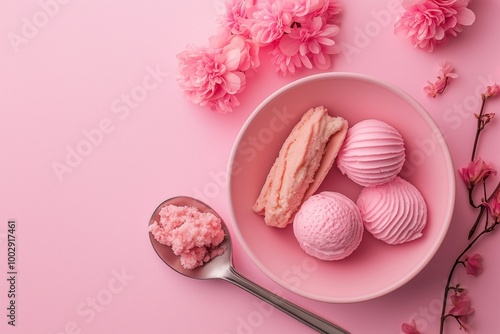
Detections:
293,192,364,261
336,119,405,187
148,204,226,269
357,177,427,244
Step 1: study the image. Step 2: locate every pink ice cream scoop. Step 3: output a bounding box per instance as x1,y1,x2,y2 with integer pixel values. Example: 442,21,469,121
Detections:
357,177,427,244
148,204,226,269
336,119,405,187
293,192,364,261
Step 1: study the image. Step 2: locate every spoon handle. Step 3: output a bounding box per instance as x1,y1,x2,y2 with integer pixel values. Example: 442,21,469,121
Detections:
224,267,350,334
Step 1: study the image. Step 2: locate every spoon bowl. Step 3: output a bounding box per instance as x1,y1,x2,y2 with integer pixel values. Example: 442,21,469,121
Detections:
148,196,233,280
148,196,350,334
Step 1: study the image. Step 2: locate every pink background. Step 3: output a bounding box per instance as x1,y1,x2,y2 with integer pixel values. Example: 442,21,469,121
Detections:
1,1,500,333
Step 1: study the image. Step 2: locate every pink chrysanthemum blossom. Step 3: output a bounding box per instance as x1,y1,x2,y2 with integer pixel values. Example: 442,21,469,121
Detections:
178,0,344,112
464,253,483,276
216,0,252,39
401,319,421,334
424,62,458,97
271,16,340,76
394,0,475,52
249,1,294,45
176,35,259,113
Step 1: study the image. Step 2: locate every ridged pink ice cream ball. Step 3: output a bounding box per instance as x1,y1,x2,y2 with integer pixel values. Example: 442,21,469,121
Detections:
336,119,405,187
357,177,427,244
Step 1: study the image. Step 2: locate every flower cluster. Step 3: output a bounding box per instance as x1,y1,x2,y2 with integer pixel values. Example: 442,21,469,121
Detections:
424,62,458,98
177,35,260,114
403,83,500,334
177,0,342,113
394,0,476,52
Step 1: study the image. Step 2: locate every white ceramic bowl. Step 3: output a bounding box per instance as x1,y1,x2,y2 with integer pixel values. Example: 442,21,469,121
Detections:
227,72,455,303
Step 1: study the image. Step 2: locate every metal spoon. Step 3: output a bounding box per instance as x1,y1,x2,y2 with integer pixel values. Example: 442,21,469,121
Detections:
148,196,350,334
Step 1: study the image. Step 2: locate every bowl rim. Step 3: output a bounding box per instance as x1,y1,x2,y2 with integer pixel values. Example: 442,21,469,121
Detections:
227,71,456,303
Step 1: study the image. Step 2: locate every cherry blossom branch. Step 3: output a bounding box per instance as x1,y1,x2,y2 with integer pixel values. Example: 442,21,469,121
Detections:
439,219,498,333
438,83,500,334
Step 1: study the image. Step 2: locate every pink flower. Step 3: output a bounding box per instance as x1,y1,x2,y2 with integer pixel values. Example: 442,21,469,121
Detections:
271,16,340,76
439,61,458,78
176,35,260,113
458,158,497,189
482,83,500,99
216,0,253,39
424,81,443,98
394,0,475,52
249,1,294,45
475,112,495,129
464,253,483,276
401,319,421,334
449,292,474,317
485,190,500,221
448,292,475,333
424,62,458,97
423,81,438,98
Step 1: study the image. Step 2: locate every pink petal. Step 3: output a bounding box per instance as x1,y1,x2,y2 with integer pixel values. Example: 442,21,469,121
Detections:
434,27,445,40
279,34,301,56
299,43,308,56
222,71,244,94
319,25,340,37
457,8,476,26
317,36,335,46
313,52,331,70
308,41,321,54
300,54,313,69
224,48,242,71
308,16,322,30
